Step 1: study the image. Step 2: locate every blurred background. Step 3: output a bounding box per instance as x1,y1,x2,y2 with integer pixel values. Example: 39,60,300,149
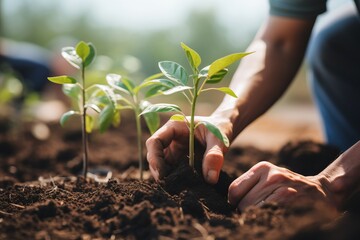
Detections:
0,0,349,149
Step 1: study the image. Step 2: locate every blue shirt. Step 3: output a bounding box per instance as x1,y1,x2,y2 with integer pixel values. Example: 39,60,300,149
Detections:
270,0,360,18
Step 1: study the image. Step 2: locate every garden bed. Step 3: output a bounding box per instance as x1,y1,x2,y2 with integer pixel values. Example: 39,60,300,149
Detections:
0,114,359,239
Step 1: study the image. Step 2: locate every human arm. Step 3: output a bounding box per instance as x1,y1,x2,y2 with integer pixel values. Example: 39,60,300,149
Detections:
146,15,316,184
228,141,360,211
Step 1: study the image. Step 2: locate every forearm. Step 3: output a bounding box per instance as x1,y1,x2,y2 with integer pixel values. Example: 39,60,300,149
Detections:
212,16,315,141
318,141,360,209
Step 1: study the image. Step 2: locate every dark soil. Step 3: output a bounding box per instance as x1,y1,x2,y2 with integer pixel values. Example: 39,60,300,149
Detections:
0,114,359,240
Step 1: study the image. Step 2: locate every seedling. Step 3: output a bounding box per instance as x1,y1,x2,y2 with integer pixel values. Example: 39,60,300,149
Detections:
48,41,116,179
142,43,251,168
106,73,174,180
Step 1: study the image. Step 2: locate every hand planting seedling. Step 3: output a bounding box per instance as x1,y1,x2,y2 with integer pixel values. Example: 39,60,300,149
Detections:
106,72,175,180
48,41,116,179
141,43,251,169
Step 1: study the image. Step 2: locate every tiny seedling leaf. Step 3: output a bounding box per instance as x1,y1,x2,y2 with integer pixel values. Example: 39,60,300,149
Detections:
140,103,181,116
121,77,135,94
197,121,230,147
62,47,82,69
158,61,188,85
83,43,95,67
202,87,237,98
208,52,252,77
181,42,201,72
170,114,187,122
161,85,193,95
134,78,174,94
106,73,131,95
76,41,90,62
62,84,81,99
112,110,121,128
86,115,94,133
145,84,172,98
207,69,228,84
99,105,115,133
60,110,80,127
143,111,160,135
91,84,117,107
85,103,101,113
48,76,77,84
143,72,164,82
141,101,160,135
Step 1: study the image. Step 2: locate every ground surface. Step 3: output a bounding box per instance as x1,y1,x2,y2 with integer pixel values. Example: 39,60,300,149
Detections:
0,111,359,240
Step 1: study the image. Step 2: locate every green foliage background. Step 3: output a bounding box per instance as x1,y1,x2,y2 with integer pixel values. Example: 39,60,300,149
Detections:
0,0,312,114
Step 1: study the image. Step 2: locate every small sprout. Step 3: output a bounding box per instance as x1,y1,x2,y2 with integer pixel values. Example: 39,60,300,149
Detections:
143,42,252,168
48,41,116,179
106,72,165,180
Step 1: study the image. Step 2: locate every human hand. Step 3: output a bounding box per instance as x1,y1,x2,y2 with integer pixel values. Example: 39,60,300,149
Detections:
228,161,332,211
146,116,233,184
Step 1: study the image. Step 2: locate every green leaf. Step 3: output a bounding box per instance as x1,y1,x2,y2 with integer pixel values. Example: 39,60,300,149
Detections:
90,95,111,109
199,65,210,77
62,47,82,69
83,43,95,67
202,87,237,98
143,111,160,135
197,121,229,147
112,110,121,128
145,84,172,98
208,52,253,77
86,115,94,133
140,101,160,135
181,42,201,73
199,66,228,83
121,77,135,93
140,103,182,116
134,81,157,94
60,110,80,127
106,73,131,95
143,72,164,82
76,41,90,62
161,85,193,95
89,84,117,107
85,103,101,113
158,61,188,85
170,114,187,122
63,84,81,99
48,76,77,84
134,78,172,94
207,69,228,84
99,105,115,133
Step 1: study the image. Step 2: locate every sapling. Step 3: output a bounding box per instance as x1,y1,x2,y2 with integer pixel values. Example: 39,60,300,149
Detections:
106,73,176,180
141,43,252,169
48,41,116,179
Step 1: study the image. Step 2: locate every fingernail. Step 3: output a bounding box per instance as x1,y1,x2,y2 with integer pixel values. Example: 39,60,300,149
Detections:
149,166,159,181
206,170,218,184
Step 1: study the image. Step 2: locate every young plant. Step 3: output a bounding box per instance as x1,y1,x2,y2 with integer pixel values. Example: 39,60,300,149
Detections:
106,73,172,180
142,43,251,169
48,41,116,179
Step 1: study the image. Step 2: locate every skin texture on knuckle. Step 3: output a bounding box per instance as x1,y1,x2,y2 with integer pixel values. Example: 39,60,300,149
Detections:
253,161,273,171
266,170,288,185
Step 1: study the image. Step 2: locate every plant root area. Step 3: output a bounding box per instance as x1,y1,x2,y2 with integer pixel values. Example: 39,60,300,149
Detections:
0,116,360,240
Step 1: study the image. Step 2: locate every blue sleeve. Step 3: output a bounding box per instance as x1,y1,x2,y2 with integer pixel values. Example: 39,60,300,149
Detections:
269,0,327,19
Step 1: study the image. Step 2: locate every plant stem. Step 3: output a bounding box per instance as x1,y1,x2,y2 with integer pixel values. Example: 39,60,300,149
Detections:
189,100,196,168
134,98,143,180
81,66,88,179
189,78,200,169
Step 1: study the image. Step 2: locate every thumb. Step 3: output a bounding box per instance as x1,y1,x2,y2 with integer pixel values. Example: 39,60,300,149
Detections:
202,135,225,185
